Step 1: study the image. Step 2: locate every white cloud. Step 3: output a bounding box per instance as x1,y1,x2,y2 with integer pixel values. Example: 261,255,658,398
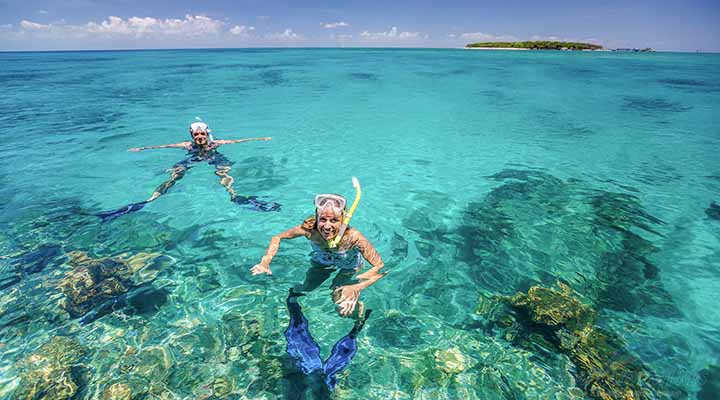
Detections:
267,28,301,40
21,20,50,30
360,26,420,40
230,25,254,35
257,16,271,21
84,15,225,37
13,15,259,40
322,21,349,29
37,9,48,15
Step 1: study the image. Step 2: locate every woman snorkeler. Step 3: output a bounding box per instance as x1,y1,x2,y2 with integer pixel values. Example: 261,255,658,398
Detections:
96,118,279,221
250,178,385,390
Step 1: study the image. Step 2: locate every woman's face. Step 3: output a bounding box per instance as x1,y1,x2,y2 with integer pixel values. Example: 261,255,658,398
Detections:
191,130,209,145
317,207,343,241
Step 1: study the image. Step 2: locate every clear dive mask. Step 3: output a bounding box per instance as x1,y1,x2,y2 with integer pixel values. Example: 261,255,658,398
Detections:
314,194,346,213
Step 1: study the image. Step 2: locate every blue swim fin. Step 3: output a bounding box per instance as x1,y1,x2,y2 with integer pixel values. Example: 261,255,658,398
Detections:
232,195,281,212
323,309,372,390
95,201,148,222
285,290,323,375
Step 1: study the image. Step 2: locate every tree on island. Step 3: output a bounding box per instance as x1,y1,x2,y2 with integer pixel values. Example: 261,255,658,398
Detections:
466,41,603,50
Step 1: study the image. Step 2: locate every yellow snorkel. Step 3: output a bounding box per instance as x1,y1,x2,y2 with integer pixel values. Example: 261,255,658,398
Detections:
328,177,362,248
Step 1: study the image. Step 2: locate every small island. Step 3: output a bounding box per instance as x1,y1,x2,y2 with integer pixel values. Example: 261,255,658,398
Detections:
465,41,603,51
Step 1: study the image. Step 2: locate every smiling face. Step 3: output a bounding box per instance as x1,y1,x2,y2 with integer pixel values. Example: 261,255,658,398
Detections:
317,207,344,242
191,130,209,146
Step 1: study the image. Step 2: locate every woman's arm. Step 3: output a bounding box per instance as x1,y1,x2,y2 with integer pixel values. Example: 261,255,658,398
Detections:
334,230,386,317
250,225,308,276
213,137,272,145
352,231,385,289
128,142,191,152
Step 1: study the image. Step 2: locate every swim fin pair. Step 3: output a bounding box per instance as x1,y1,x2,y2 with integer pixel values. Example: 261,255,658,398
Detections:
285,290,371,390
95,201,148,222
231,195,281,212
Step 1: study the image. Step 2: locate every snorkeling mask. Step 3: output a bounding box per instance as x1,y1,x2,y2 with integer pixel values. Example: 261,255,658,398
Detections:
319,177,362,248
314,194,347,214
189,117,214,142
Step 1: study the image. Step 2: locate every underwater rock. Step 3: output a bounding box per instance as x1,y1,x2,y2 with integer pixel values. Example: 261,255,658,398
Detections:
508,283,595,329
706,201,720,220
503,283,683,400
698,365,720,400
14,336,88,400
455,169,679,318
433,347,467,374
102,383,132,400
0,274,21,291
126,285,168,314
57,251,164,321
368,310,433,351
11,243,63,274
390,232,409,259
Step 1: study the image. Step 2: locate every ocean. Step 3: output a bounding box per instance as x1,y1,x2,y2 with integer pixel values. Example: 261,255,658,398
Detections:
0,48,718,399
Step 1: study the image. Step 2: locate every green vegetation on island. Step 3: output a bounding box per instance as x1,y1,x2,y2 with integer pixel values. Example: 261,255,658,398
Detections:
466,41,603,50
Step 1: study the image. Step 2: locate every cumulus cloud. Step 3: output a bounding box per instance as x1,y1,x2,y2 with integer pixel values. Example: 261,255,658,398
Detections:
230,25,254,35
322,21,349,29
360,26,419,40
84,15,225,37
6,15,271,43
267,28,301,40
21,20,51,30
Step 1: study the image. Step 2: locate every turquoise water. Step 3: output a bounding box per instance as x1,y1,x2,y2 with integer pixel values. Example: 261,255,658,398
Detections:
0,48,719,399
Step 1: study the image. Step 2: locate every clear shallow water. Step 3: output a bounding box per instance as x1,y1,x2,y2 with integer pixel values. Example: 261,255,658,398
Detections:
0,48,719,399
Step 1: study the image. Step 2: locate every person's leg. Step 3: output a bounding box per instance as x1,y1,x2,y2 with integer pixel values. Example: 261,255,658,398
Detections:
211,155,282,212
96,161,189,221
147,162,189,202
214,165,238,199
210,154,238,199
322,309,373,390
284,289,323,375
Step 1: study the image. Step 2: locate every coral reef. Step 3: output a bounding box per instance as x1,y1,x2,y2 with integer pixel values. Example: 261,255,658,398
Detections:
57,251,166,321
503,283,683,400
14,336,88,400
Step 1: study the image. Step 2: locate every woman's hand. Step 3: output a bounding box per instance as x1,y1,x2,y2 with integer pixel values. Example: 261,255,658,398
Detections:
250,262,272,276
333,285,361,317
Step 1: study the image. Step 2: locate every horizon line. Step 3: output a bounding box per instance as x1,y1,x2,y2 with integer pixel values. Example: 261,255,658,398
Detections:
1,46,718,54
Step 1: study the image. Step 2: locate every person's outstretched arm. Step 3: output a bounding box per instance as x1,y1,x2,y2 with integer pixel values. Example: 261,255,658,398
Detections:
213,137,272,145
128,142,191,152
250,225,308,276
334,230,385,317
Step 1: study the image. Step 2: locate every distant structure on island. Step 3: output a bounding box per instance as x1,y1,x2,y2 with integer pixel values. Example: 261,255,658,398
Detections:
612,48,656,52
465,41,603,50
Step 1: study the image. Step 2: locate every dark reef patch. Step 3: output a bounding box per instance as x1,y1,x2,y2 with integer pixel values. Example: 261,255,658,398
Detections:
258,70,285,87
349,72,379,80
451,169,679,317
658,78,708,87
706,201,720,220
623,96,692,114
699,365,720,400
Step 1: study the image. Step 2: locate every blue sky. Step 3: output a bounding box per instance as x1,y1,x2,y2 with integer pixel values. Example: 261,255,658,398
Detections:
1,0,718,51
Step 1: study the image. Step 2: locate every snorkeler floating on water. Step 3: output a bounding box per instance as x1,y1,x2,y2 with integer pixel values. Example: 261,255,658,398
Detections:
251,178,385,390
96,118,280,221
